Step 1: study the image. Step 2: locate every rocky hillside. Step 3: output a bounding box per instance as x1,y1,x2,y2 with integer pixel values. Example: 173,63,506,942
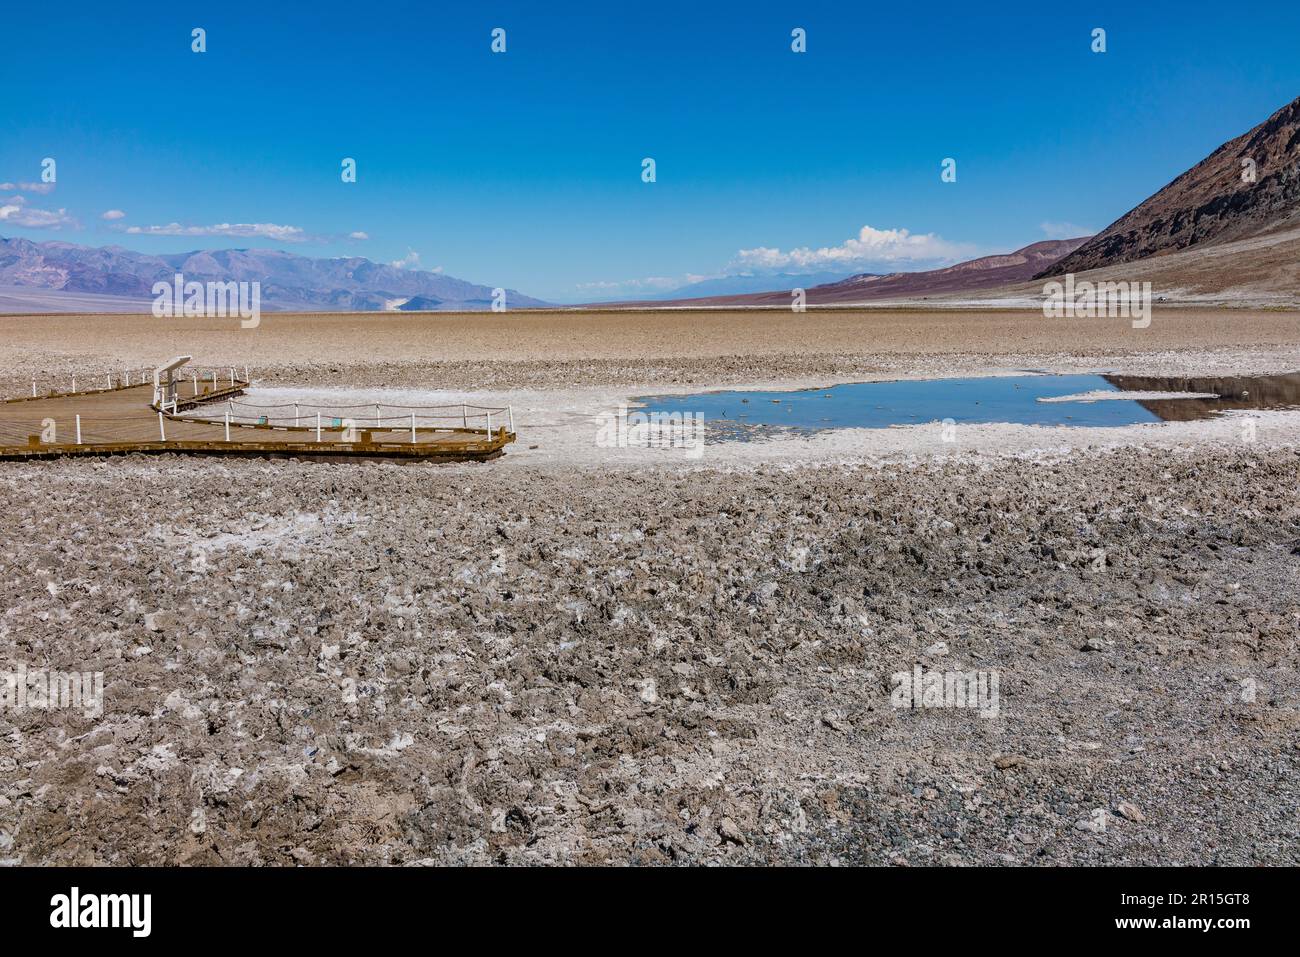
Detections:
805,238,1088,303
1042,94,1300,277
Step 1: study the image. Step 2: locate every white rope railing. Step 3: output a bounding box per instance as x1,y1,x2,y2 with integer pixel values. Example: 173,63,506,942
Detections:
192,399,514,433
15,367,155,399
11,366,252,402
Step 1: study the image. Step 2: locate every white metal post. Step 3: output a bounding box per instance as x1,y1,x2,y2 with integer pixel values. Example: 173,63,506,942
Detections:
75,414,82,444
244,366,249,383
192,371,197,395
508,406,514,434
31,379,36,397
316,412,322,442
376,403,381,429
462,403,468,428
71,376,76,393
106,374,111,391
294,402,300,427
225,411,231,442
410,412,416,444
486,411,492,435
229,367,234,387
158,411,166,442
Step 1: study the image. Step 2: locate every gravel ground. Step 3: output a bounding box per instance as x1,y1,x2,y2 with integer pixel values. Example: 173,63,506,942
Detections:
1,445,1297,866
3,307,1300,394
2,309,1298,866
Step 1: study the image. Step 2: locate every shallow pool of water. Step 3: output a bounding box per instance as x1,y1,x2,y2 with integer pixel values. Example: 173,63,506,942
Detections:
635,372,1300,436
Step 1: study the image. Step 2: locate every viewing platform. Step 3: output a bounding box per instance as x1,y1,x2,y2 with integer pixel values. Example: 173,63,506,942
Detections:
0,358,516,463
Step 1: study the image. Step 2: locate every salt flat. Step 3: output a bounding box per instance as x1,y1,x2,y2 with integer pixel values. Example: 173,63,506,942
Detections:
1,307,1297,865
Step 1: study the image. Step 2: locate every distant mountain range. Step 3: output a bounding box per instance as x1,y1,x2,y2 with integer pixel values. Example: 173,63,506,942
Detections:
630,238,1089,307
641,271,859,300
0,238,548,312
798,239,1088,304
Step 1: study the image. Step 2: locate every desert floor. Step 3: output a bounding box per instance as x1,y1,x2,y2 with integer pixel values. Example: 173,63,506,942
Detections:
1,308,1297,865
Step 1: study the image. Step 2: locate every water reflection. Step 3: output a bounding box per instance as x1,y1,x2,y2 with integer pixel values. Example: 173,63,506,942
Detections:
1101,373,1300,421
636,371,1300,438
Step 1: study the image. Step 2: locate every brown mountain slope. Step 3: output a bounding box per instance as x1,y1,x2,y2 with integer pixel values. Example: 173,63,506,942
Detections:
625,237,1087,308
979,224,1300,308
1041,94,1300,278
792,238,1087,304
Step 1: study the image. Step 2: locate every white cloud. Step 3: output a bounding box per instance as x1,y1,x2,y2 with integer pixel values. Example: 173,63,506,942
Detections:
390,249,421,269
121,222,309,242
0,181,55,194
0,195,77,229
732,225,971,272
1040,221,1092,240
101,209,126,220
349,231,369,240
571,226,973,301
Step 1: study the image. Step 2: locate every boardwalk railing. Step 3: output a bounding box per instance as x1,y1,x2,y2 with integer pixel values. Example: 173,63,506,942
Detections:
0,365,517,462
203,399,514,435
14,366,254,400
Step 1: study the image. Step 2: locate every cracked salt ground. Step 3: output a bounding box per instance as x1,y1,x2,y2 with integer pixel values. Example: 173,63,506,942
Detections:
183,510,365,561
2,316,1299,866
1,444,1297,865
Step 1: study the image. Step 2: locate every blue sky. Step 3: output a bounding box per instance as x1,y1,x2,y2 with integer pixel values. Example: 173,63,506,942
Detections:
3,0,1299,302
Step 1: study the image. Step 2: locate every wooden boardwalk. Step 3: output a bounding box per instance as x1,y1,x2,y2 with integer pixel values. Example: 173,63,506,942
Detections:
0,372,515,463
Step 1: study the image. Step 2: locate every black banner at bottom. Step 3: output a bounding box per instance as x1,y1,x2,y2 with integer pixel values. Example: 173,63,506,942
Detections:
0,865,1277,942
